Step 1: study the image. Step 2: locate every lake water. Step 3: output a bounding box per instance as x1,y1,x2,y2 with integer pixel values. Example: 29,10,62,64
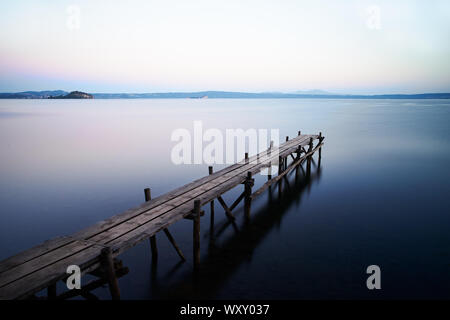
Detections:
0,99,449,299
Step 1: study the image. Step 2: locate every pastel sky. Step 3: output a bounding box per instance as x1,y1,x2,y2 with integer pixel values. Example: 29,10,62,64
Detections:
0,0,449,94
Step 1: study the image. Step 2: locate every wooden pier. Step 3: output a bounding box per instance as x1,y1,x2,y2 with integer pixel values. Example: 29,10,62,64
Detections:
0,131,324,300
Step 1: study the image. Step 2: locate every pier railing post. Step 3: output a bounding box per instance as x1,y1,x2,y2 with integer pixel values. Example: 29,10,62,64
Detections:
193,199,201,270
244,172,254,220
101,247,120,300
145,188,158,261
268,140,274,155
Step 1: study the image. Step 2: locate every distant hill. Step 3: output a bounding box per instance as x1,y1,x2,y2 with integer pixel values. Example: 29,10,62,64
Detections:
92,91,450,99
48,91,93,99
0,90,449,99
291,89,334,95
0,90,68,99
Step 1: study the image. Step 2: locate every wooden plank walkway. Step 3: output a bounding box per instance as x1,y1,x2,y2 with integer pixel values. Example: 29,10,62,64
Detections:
0,132,324,300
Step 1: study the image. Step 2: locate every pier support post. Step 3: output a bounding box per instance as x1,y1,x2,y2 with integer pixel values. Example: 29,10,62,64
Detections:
145,188,158,260
244,172,254,220
278,155,285,197
100,247,120,300
278,156,283,175
163,229,186,262
283,137,288,173
193,199,201,270
318,132,323,166
306,138,313,178
208,166,215,230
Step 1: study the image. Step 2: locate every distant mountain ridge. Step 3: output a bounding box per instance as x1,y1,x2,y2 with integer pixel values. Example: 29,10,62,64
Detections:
91,91,450,99
0,90,449,99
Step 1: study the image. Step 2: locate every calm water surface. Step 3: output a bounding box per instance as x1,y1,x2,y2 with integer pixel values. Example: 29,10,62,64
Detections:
0,99,449,299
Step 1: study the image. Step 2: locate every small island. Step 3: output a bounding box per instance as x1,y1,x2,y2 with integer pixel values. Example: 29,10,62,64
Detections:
48,91,93,99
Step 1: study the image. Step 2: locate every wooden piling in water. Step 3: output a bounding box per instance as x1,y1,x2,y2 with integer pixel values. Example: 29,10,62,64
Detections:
144,188,151,203
268,161,272,180
100,247,120,300
145,188,158,260
208,166,215,229
278,156,283,174
306,138,313,178
163,229,186,261
318,132,323,163
193,199,201,269
244,171,253,220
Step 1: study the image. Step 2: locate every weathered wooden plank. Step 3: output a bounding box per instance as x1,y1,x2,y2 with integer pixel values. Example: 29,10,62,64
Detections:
0,245,103,300
56,265,128,300
0,236,74,274
0,240,96,289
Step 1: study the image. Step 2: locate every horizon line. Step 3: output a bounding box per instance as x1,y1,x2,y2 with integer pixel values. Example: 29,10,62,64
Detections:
1,89,450,96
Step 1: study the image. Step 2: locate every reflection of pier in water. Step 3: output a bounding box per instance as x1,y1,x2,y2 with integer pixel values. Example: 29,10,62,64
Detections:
154,156,322,299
